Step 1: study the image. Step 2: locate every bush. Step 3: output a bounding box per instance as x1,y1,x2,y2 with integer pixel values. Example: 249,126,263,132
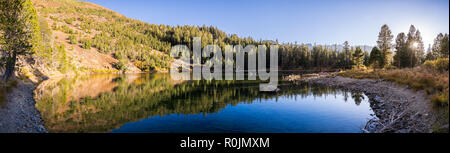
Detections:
60,25,74,34
423,60,434,70
435,58,449,72
64,17,75,25
68,35,77,44
115,60,128,72
79,38,92,49
423,58,449,72
432,93,449,106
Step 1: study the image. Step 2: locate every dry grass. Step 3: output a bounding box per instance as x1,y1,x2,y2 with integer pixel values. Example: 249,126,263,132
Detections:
339,65,449,131
339,67,449,106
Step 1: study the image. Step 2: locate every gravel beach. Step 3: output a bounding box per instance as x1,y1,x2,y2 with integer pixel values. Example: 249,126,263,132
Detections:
0,80,47,133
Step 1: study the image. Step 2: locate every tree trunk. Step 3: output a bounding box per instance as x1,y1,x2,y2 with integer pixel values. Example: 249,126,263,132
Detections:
2,53,17,82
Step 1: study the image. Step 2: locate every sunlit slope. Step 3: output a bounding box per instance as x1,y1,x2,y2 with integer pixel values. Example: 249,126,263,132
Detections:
30,0,270,78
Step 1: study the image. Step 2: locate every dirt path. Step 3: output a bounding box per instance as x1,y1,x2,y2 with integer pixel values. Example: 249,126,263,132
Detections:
0,80,47,133
290,74,435,133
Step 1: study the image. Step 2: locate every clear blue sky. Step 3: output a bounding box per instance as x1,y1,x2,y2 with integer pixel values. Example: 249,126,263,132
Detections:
84,0,449,47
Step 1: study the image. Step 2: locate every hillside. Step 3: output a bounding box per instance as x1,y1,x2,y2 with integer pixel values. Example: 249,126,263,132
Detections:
18,0,164,82
17,0,269,83
26,0,256,77
10,0,377,83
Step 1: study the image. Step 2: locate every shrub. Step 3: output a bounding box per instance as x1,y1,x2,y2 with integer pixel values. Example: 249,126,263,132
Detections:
68,35,77,44
79,38,92,49
64,17,75,25
435,58,449,72
60,25,74,34
423,58,449,72
115,60,128,72
432,93,449,106
49,16,60,21
423,60,435,70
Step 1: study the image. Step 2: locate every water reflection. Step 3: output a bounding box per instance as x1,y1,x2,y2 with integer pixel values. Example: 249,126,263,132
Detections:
34,73,373,133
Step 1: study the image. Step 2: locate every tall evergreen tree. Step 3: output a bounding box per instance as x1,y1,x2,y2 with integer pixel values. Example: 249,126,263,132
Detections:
343,41,352,68
377,24,394,67
405,25,424,67
414,30,425,65
441,33,449,58
394,32,407,67
0,0,41,81
369,47,383,69
425,44,435,61
363,50,370,67
352,46,364,69
432,33,444,58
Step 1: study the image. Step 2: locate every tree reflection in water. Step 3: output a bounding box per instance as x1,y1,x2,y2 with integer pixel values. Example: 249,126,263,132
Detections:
34,73,370,133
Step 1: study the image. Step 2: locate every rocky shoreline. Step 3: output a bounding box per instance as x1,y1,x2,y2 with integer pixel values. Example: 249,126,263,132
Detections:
292,73,435,133
0,80,47,133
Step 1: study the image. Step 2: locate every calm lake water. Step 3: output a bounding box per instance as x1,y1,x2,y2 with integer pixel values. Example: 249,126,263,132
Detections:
34,73,375,133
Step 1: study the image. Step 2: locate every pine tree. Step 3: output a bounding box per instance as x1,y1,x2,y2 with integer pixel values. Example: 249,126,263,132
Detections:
352,46,364,69
363,50,370,67
0,0,41,81
369,47,383,69
414,30,425,65
405,25,423,67
425,44,435,61
343,41,352,68
394,32,407,67
441,33,449,58
432,33,444,59
377,24,394,67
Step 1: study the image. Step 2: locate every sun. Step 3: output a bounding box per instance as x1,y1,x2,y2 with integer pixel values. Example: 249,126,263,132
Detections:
412,42,419,48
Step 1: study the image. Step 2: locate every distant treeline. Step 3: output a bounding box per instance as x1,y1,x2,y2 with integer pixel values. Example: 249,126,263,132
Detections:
38,0,448,71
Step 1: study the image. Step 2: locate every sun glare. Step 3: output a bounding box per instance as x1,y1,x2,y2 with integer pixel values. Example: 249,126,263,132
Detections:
412,42,419,48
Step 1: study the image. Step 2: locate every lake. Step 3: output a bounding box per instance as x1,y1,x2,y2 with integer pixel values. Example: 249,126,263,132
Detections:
33,73,375,133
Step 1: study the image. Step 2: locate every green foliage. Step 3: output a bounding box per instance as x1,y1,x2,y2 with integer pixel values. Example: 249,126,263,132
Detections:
49,16,60,22
423,58,449,72
377,24,394,67
114,60,127,72
431,33,449,60
394,26,427,68
57,45,70,73
279,42,362,70
432,93,449,107
36,16,53,59
68,34,77,44
0,0,43,81
352,47,364,69
79,38,92,49
369,47,383,69
60,25,74,34
64,17,75,25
